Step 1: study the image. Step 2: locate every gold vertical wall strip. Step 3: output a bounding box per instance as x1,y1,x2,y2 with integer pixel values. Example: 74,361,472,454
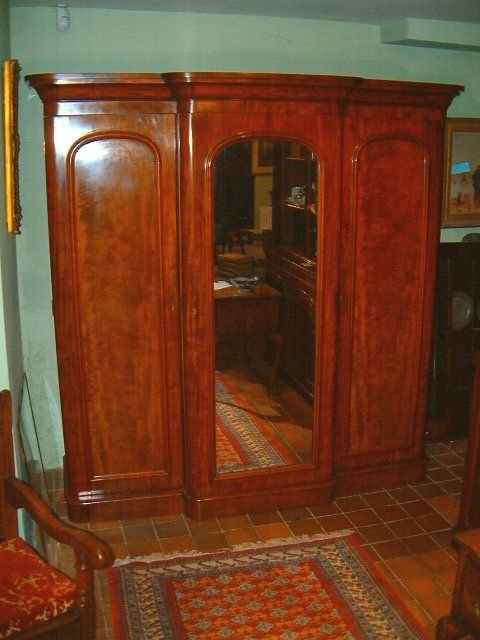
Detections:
3,59,22,234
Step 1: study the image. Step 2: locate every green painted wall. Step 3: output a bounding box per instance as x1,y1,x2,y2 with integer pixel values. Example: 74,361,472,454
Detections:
9,6,480,467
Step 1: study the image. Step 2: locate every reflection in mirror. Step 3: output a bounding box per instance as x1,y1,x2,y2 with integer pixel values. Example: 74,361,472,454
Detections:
213,138,318,475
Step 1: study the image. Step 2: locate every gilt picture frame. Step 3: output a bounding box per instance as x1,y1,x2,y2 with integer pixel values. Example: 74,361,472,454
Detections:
2,59,22,234
442,117,480,228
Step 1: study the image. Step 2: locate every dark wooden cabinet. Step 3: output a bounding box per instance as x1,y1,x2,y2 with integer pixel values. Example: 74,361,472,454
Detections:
272,142,318,259
428,243,480,440
27,72,461,521
266,248,316,401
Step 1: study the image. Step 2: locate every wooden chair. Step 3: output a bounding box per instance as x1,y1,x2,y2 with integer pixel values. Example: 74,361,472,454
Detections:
0,388,114,639
436,351,480,640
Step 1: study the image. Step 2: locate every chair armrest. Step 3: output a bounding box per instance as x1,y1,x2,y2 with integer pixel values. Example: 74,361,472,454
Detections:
5,477,114,570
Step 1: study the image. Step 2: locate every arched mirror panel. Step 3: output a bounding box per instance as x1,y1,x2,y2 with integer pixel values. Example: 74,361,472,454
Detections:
213,138,319,476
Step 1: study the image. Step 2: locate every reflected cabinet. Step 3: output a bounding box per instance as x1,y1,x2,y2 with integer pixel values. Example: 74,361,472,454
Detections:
27,72,461,521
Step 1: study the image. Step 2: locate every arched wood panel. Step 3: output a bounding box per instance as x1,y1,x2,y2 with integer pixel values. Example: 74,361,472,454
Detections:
44,111,184,520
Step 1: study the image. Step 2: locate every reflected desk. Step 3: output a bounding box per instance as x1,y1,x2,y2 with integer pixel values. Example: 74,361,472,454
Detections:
214,282,282,394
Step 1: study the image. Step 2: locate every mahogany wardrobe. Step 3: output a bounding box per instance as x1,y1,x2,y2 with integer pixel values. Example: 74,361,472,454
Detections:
26,72,461,521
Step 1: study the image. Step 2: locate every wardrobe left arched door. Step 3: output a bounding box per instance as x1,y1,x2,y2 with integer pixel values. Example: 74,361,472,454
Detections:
27,74,185,522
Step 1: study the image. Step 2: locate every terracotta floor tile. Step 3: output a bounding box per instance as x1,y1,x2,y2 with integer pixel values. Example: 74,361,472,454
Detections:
387,518,424,538
403,600,434,626
427,467,456,483
430,530,454,549
154,519,190,538
413,483,448,499
387,486,420,503
434,568,457,591
437,479,463,494
433,453,465,467
255,522,292,540
126,539,162,557
122,522,157,542
225,528,261,546
426,495,460,514
416,549,457,572
403,534,440,555
359,544,382,562
426,443,451,456
361,490,396,508
421,593,453,621
94,528,125,546
447,440,467,453
288,518,324,537
218,514,252,530
315,513,352,533
385,579,413,602
402,500,436,517
449,464,465,478
374,504,409,522
108,542,129,559
387,554,431,578
335,495,368,512
439,509,460,526
186,517,221,535
373,560,396,581
160,536,196,554
402,574,445,599
415,512,452,533
371,538,410,560
345,508,381,527
427,456,442,469
192,531,230,552
309,502,341,517
249,510,283,525
151,512,184,523
279,506,312,521
357,523,395,543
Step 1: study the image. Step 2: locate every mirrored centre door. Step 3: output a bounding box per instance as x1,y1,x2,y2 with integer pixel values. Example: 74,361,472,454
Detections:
178,104,342,519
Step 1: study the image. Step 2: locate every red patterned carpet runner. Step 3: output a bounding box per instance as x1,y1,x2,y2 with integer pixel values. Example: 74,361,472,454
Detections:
109,532,428,640
215,374,295,473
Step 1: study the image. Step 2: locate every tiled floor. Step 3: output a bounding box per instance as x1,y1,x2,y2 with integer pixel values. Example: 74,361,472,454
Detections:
47,438,467,640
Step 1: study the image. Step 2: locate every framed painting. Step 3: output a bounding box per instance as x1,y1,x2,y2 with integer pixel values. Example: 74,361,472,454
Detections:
252,139,273,174
442,118,480,228
2,58,22,234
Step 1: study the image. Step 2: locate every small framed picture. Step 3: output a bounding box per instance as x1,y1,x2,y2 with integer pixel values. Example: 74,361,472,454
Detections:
442,118,480,228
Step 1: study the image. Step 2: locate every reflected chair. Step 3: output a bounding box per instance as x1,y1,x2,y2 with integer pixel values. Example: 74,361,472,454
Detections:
0,388,114,639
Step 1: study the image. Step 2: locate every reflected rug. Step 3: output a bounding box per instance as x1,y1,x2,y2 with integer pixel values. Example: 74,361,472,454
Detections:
109,532,427,640
215,374,295,473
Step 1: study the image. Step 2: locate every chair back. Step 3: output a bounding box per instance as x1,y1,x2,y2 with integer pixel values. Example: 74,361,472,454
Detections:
0,389,19,539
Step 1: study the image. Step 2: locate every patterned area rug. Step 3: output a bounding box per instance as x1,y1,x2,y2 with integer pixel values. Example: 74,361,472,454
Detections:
109,532,428,640
215,374,295,473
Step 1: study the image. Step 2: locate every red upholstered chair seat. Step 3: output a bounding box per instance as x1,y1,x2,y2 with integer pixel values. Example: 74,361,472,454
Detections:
0,536,76,639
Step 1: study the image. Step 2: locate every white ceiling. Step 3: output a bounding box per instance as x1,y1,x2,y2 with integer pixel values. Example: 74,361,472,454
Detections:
8,0,480,26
